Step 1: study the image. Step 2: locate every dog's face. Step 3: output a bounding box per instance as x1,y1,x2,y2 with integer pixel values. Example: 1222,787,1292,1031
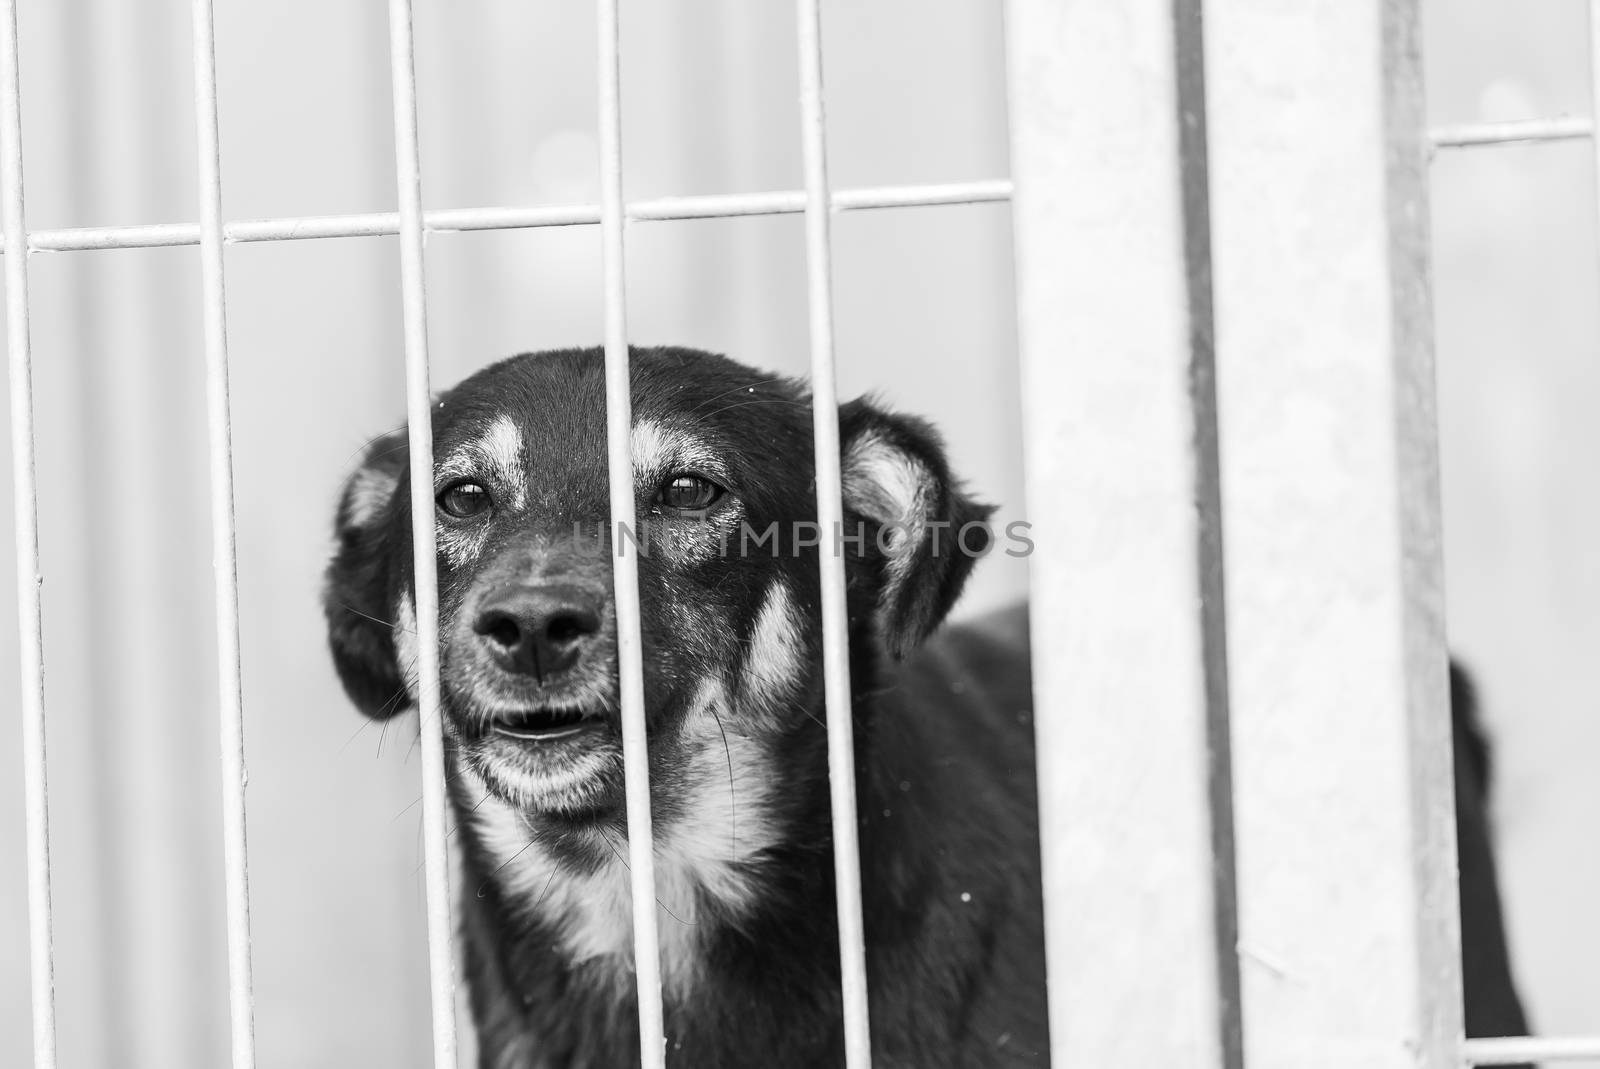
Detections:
325,346,990,820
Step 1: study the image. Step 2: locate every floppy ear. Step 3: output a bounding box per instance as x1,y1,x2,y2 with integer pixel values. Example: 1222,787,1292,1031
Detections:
323,429,413,719
839,398,995,659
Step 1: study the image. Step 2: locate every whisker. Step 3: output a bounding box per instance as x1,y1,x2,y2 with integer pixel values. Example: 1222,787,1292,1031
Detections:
375,658,421,757
687,376,794,416
602,831,695,927
391,794,422,822
360,438,416,467
529,867,561,912
338,716,378,754
708,702,737,861
372,669,420,725
394,765,470,828
695,397,811,423
478,828,543,897
728,654,825,728
344,428,405,466
334,600,410,633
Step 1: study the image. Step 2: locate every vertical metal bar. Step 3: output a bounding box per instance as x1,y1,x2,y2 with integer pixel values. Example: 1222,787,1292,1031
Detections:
385,3,459,1066
595,2,667,1066
1204,1,1462,1065
1004,0,1241,1064
0,2,55,1066
1590,0,1600,247
188,4,257,1065
794,3,872,1066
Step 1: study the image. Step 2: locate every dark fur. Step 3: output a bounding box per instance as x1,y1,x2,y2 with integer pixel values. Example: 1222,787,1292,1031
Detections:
1451,665,1531,1054
325,346,1527,1067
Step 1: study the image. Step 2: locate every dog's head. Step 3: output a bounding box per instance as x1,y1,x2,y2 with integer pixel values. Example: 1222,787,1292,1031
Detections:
324,346,992,818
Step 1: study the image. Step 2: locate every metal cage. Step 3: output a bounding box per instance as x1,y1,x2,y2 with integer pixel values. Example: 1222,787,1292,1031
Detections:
4,1,1598,1066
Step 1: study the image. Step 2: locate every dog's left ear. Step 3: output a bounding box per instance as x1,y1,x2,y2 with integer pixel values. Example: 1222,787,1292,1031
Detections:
839,398,995,659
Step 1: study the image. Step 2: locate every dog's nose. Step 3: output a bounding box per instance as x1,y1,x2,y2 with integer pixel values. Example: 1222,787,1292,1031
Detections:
473,585,603,682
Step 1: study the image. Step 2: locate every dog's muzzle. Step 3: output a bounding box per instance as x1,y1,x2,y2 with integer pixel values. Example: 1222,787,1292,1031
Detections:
459,578,615,746
473,582,603,685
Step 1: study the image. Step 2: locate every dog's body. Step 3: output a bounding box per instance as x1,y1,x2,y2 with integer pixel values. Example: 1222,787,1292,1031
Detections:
325,346,1525,1068
456,603,1045,1068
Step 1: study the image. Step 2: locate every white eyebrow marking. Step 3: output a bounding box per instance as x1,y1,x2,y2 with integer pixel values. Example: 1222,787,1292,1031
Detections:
631,418,726,482
438,414,527,511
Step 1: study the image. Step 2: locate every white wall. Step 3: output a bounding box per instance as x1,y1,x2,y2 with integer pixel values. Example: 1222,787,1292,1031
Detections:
0,1,1589,1066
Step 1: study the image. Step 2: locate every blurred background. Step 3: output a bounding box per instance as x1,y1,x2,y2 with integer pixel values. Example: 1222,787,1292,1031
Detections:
0,1,1591,1066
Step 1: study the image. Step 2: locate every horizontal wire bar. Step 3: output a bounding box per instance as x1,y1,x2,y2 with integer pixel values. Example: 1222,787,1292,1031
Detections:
1430,115,1593,148
10,179,1013,253
1464,1035,1600,1064
14,121,1594,254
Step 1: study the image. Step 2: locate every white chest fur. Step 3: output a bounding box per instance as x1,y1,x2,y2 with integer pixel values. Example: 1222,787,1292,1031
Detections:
462,725,778,997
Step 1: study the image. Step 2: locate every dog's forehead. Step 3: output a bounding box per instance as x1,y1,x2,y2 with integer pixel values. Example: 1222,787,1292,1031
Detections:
435,354,600,463
431,348,802,493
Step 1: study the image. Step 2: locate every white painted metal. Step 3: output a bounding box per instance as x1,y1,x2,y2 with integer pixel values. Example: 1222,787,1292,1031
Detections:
795,1,873,1066
7,180,1012,253
595,1,668,1066
385,2,458,1066
188,2,256,1066
1204,1,1462,1065
1430,116,1593,148
0,1,56,1066
631,180,1010,219
1592,0,1600,277
1465,1035,1600,1064
1005,1,1240,1065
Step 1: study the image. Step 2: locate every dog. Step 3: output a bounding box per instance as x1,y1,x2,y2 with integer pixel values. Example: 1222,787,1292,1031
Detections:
325,346,1527,1067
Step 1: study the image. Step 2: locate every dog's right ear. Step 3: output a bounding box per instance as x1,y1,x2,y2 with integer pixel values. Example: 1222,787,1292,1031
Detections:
324,428,412,719
839,398,995,659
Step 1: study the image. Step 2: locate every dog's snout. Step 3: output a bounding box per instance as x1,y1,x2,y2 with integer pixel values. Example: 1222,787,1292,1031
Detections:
473,584,603,682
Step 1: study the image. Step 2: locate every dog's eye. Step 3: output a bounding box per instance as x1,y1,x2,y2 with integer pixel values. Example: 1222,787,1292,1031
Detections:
657,474,722,513
437,481,491,518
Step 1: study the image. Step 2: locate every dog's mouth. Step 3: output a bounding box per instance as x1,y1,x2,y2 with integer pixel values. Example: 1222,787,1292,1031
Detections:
460,701,621,814
487,706,603,743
